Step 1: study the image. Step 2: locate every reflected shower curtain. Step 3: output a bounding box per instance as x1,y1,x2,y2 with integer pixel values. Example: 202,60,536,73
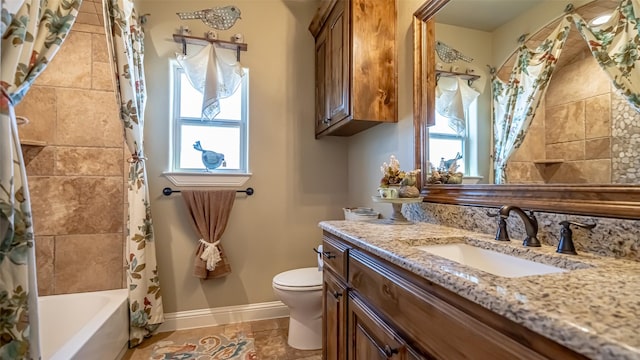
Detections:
1,0,81,358
570,0,640,111
103,0,164,347
493,17,572,184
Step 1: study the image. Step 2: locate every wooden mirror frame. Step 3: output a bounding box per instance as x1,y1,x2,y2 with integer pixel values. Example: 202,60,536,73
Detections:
412,0,640,219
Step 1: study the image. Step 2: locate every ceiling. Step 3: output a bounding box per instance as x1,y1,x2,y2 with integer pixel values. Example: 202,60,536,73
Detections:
435,0,547,32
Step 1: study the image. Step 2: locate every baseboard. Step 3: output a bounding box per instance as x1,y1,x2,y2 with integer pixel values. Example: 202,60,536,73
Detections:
157,301,289,333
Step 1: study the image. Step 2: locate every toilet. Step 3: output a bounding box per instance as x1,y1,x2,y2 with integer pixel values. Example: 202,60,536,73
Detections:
272,267,323,350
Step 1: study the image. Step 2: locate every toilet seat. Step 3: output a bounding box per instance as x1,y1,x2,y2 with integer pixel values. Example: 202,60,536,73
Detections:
273,267,322,292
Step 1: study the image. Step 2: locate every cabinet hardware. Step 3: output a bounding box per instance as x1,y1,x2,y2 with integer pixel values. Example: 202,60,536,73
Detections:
333,291,342,299
313,247,336,259
323,118,331,125
383,345,399,357
323,251,336,259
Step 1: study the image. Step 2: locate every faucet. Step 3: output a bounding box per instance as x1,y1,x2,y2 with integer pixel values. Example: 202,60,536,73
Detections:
498,205,541,247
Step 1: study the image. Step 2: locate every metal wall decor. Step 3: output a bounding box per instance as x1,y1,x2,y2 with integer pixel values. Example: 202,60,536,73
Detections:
436,41,473,63
177,5,242,30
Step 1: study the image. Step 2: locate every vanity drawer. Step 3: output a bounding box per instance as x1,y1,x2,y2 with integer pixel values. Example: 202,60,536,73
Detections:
322,233,349,280
348,249,553,360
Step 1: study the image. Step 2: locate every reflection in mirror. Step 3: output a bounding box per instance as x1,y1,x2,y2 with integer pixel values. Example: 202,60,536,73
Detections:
432,0,639,185
412,0,640,219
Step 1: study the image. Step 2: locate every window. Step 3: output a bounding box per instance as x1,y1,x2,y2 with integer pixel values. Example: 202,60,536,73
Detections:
428,99,478,176
165,61,250,186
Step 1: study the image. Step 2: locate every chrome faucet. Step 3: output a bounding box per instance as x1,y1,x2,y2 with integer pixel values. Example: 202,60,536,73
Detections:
498,205,541,247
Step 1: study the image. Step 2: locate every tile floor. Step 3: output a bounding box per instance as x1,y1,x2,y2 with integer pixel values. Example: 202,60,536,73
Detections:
122,317,322,360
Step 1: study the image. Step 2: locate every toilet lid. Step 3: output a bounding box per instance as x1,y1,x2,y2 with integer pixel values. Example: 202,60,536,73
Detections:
273,267,322,288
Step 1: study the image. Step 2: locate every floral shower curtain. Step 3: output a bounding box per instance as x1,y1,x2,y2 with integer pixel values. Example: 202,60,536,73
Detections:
1,0,80,358
493,17,572,184
103,0,164,347
570,0,640,111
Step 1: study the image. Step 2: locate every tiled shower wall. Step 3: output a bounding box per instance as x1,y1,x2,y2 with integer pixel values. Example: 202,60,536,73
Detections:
15,0,126,295
507,49,615,184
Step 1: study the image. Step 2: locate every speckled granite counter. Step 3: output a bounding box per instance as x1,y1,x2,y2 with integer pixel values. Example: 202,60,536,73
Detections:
319,220,640,360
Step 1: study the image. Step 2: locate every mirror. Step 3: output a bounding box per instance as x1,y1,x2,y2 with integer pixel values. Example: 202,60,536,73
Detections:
413,0,640,219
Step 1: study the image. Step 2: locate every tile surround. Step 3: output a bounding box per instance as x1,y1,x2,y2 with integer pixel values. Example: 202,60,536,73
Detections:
28,176,123,235
506,49,634,184
54,147,122,176
56,88,121,147
14,86,57,144
585,94,611,138
18,16,125,295
35,31,92,89
54,233,124,293
35,236,55,296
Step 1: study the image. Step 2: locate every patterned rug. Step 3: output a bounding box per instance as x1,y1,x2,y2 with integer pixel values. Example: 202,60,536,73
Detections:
150,333,258,360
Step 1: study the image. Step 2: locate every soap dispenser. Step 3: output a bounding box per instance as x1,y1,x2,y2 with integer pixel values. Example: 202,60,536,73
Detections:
557,221,596,255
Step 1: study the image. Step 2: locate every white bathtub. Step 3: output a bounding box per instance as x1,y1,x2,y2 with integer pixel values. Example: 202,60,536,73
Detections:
38,289,129,360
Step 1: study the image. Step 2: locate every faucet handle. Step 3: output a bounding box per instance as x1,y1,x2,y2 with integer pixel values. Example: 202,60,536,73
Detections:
527,210,538,228
557,221,596,255
487,210,510,241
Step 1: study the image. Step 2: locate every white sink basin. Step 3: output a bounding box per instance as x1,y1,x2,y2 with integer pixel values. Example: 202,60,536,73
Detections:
416,243,567,278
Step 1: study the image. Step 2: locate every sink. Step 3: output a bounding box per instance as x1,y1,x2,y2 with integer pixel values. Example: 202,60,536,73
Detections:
416,243,567,278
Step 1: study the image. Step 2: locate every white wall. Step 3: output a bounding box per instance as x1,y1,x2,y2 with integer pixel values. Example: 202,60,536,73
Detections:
139,0,348,313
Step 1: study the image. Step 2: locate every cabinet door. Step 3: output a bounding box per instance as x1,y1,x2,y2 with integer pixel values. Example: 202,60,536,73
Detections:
323,270,347,360
348,293,427,360
327,0,349,125
315,28,330,134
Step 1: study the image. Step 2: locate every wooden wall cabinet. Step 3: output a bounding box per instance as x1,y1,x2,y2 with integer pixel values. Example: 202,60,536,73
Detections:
322,231,587,360
309,0,397,138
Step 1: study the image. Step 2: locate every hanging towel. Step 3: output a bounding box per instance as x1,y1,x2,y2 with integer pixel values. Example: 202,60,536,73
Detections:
176,44,245,119
181,190,236,279
436,76,480,135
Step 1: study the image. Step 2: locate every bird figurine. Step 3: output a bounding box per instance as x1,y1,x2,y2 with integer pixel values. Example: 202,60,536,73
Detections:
193,141,226,171
177,6,241,30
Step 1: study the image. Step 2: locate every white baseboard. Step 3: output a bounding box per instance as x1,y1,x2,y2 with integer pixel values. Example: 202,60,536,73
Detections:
157,301,289,333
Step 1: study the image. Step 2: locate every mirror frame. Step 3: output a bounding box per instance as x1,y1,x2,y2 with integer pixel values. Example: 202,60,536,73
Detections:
413,0,640,220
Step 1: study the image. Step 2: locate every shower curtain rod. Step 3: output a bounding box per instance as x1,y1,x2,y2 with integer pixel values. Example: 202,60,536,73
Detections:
162,187,254,196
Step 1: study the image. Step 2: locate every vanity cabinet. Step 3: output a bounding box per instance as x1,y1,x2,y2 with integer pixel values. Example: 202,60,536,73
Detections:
321,234,350,360
322,231,588,360
323,270,347,360
309,0,397,138
348,293,424,360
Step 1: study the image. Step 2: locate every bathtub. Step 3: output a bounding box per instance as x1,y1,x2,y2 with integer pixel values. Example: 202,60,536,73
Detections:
39,289,129,360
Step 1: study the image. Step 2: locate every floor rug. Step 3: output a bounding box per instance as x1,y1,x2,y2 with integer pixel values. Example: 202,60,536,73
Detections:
150,333,258,360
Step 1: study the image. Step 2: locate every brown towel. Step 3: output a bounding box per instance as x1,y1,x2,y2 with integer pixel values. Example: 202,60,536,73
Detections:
181,190,236,279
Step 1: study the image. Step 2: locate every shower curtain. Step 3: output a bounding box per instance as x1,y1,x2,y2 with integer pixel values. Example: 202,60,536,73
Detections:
570,0,640,111
1,0,81,358
492,17,572,184
103,0,164,347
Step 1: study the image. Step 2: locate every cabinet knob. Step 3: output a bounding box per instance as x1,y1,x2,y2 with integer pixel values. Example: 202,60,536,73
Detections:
332,291,342,299
323,118,331,125
383,345,399,357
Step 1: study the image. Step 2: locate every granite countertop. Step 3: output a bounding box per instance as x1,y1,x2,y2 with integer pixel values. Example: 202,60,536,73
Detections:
319,220,640,360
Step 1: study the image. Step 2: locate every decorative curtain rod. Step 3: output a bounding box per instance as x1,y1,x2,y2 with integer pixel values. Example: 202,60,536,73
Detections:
172,34,248,61
162,187,254,196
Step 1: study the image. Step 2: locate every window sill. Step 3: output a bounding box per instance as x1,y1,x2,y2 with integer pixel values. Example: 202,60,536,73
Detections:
462,176,483,184
163,171,252,187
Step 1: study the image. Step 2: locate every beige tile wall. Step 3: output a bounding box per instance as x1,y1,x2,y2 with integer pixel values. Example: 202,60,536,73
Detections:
15,0,126,295
507,48,614,184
